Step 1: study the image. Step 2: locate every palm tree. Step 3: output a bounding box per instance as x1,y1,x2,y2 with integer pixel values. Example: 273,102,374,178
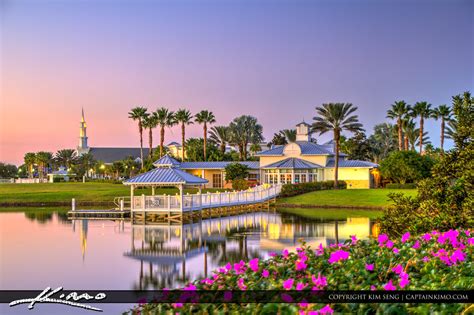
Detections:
270,133,288,145
411,101,432,153
312,103,364,188
78,152,96,177
209,126,230,154
175,109,194,161
142,113,158,158
195,110,216,161
156,107,176,157
229,115,264,160
401,118,414,151
128,107,148,169
280,129,297,142
445,119,457,141
24,152,36,178
35,151,53,180
55,149,77,169
432,104,452,152
387,101,411,151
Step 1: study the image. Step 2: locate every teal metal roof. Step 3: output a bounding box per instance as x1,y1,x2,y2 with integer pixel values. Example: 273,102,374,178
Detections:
257,142,333,156
180,161,260,170
262,158,323,169
326,159,378,168
152,154,181,167
124,167,207,185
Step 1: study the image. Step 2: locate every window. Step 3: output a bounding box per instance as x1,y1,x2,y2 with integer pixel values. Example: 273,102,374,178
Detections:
212,173,223,188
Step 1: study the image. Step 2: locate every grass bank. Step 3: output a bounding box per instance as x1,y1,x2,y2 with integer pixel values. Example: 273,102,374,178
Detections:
278,207,383,220
278,188,417,209
0,182,223,207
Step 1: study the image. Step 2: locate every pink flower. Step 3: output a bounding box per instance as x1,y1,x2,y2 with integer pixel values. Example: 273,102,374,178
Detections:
468,238,474,246
172,303,184,308
422,233,431,242
393,248,399,254
328,250,350,264
465,230,471,236
269,252,277,257
184,284,197,291
370,285,377,290
412,240,420,249
262,269,270,278
450,249,465,264
296,282,307,290
225,263,232,271
422,256,430,262
399,272,410,288
378,234,389,244
383,280,396,290
283,278,294,290
401,232,410,243
237,278,247,290
296,260,308,271
308,311,320,315
319,304,334,314
351,235,358,244
365,264,374,271
315,243,325,256
282,249,289,258
298,301,308,308
386,240,394,248
392,264,403,274
311,273,327,288
249,258,259,272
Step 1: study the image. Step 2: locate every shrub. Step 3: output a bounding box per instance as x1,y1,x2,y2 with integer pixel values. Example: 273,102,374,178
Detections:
385,183,417,189
380,150,433,184
225,163,250,181
231,179,249,191
279,181,346,197
128,229,473,314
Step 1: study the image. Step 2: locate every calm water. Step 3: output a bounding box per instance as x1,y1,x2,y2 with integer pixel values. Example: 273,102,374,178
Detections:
0,208,379,314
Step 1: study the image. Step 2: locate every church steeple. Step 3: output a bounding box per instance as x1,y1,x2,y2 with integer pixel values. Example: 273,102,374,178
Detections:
77,108,89,154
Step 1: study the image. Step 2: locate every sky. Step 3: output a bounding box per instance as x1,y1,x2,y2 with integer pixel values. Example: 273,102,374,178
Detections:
0,0,472,165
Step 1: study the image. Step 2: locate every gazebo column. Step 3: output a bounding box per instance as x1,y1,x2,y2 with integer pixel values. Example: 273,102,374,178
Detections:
130,185,135,211
151,186,155,196
179,184,184,211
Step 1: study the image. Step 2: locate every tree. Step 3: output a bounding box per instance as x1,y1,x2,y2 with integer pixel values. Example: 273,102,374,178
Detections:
445,119,457,141
432,104,452,152
74,152,96,177
379,151,433,184
54,149,77,169
122,156,140,178
175,109,194,161
411,101,432,153
367,123,397,163
0,163,17,178
142,113,158,158
229,115,264,160
312,103,364,188
111,161,125,179
128,107,148,169
35,151,53,180
387,101,411,151
224,163,250,181
209,126,231,154
24,152,36,178
195,110,216,161
185,138,221,162
280,129,296,143
270,133,287,145
156,107,176,158
250,143,262,155
340,131,371,161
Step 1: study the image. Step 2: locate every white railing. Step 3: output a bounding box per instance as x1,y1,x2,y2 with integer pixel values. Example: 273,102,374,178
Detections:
132,184,282,212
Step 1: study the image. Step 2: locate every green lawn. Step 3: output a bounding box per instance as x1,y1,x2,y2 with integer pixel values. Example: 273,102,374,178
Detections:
0,182,223,205
278,189,417,208
278,207,383,220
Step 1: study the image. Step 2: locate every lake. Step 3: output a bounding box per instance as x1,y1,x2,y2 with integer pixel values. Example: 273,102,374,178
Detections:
0,208,380,313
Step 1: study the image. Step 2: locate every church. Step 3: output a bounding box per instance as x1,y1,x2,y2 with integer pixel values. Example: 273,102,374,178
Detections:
76,110,379,189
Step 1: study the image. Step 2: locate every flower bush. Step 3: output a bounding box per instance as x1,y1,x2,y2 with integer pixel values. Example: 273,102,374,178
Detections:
128,229,473,314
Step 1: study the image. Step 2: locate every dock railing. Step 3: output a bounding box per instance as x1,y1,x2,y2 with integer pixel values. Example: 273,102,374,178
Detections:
132,184,281,212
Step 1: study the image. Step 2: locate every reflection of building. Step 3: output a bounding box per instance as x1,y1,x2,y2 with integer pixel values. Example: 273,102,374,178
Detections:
80,219,88,261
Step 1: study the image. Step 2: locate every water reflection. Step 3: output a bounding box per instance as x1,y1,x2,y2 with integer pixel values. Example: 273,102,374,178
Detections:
124,211,379,289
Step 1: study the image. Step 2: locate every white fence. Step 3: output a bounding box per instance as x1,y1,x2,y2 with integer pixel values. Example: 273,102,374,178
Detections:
0,178,48,184
132,184,282,212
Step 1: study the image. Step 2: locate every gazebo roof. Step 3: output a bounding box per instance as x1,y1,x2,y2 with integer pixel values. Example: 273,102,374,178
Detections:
152,154,181,168
124,167,208,186
262,157,323,169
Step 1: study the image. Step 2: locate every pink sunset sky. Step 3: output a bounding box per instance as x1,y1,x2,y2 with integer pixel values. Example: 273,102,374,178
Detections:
1,0,472,165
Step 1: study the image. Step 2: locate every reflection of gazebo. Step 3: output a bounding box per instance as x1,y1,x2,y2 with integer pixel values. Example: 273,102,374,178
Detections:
124,155,208,213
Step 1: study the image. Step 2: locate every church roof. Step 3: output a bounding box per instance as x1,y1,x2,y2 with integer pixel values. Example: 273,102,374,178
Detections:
124,167,208,185
262,158,323,169
88,147,150,163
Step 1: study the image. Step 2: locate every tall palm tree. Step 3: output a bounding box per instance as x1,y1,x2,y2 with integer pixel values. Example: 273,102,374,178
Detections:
35,151,53,180
54,149,77,169
128,107,148,169
78,152,96,177
175,109,194,161
386,101,410,151
24,152,36,178
229,115,264,160
312,103,364,188
209,126,230,154
400,118,414,151
411,101,432,153
432,104,452,152
156,107,176,157
280,129,297,142
445,119,457,141
142,113,158,158
195,110,216,161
